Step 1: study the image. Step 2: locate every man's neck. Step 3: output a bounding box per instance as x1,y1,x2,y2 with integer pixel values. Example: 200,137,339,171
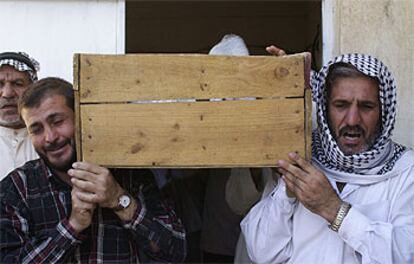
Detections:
0,125,27,137
336,182,346,193
0,123,26,130
0,125,24,131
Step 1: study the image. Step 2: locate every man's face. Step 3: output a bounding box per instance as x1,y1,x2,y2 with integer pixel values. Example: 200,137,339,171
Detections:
0,65,32,129
327,77,381,155
21,94,76,172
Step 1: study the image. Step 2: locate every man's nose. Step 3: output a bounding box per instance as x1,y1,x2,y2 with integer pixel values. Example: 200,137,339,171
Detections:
45,127,58,143
344,104,362,126
0,83,17,99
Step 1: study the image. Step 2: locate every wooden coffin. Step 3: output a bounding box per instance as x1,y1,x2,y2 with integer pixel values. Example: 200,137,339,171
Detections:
73,53,311,168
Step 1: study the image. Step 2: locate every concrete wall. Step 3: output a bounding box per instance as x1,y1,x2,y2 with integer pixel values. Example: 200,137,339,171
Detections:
323,0,414,147
0,0,125,82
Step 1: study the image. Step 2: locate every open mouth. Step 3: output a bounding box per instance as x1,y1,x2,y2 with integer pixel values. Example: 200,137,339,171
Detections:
343,132,362,139
339,127,366,146
46,141,68,154
340,131,365,148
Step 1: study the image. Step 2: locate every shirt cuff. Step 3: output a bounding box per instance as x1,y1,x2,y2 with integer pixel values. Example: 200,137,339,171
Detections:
270,180,297,209
122,196,145,229
338,207,370,246
58,218,86,243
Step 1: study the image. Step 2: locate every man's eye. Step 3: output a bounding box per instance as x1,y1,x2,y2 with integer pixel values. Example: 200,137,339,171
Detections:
358,101,376,109
14,81,25,87
334,103,346,108
53,119,64,126
362,105,375,111
29,127,42,135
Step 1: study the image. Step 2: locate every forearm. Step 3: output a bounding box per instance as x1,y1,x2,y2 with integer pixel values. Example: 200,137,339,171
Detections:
241,180,297,264
1,218,82,263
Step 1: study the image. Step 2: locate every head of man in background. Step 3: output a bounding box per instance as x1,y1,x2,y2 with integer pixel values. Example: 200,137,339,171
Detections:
0,52,40,129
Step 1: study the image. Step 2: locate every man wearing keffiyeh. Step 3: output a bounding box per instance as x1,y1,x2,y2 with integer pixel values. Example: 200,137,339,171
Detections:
0,52,40,180
241,47,414,263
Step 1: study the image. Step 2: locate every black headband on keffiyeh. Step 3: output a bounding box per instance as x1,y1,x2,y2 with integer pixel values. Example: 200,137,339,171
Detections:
0,51,40,82
311,54,406,179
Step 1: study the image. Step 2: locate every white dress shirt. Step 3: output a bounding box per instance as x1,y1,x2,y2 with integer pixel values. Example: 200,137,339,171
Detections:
0,126,38,180
241,150,414,264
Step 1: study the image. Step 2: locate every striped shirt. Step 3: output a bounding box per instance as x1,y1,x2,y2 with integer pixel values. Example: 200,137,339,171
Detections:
0,159,186,263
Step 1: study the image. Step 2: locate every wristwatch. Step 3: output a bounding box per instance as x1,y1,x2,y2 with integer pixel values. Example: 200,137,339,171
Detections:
114,193,131,211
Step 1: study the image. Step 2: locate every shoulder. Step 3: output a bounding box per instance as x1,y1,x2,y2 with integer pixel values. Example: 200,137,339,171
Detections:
388,149,414,188
401,148,414,158
0,159,45,203
394,149,414,170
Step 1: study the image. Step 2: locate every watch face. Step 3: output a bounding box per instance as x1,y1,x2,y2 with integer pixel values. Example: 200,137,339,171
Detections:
119,195,131,208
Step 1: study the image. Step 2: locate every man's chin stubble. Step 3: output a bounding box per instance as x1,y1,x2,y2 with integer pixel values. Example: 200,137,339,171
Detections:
341,143,369,156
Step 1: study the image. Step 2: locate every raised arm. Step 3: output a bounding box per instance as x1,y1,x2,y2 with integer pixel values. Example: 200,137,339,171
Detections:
277,152,414,263
240,179,297,264
68,162,187,262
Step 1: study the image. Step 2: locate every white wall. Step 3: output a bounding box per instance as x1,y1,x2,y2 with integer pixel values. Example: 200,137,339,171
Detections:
0,0,125,82
322,0,414,147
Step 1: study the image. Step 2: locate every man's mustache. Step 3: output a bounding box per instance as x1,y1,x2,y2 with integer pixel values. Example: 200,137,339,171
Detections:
0,98,18,109
44,139,69,152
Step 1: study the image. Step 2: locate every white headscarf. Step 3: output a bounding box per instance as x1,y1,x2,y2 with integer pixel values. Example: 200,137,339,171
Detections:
312,54,407,183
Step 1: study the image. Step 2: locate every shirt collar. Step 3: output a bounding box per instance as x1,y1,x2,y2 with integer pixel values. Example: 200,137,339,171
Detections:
0,126,28,139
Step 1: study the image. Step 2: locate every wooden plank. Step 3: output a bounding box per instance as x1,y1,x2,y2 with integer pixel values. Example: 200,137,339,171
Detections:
80,99,305,167
73,54,83,162
73,54,80,91
304,88,312,160
303,52,312,161
74,90,82,162
78,53,305,103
